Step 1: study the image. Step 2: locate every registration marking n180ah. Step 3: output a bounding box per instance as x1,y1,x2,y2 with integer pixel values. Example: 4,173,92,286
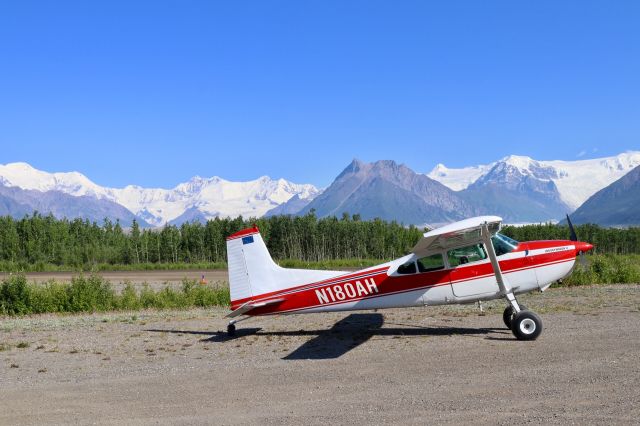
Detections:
315,278,379,304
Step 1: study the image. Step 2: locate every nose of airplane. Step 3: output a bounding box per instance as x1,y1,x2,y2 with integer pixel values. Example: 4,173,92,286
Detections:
575,241,594,255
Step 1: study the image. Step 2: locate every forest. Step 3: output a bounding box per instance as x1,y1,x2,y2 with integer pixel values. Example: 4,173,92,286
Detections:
0,213,639,272
0,212,421,270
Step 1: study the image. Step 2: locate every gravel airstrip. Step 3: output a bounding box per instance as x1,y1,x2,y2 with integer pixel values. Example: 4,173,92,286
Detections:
1,283,639,425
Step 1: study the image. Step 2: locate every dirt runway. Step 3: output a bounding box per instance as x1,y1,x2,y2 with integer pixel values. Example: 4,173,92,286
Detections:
1,285,639,425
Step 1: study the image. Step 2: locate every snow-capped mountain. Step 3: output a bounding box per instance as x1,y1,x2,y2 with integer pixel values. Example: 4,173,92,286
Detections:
117,175,319,227
459,156,570,222
428,151,640,211
3,151,639,227
568,164,640,226
428,163,494,191
298,159,477,224
0,162,319,226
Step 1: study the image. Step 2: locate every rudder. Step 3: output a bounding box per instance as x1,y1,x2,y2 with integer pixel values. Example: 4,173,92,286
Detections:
226,226,344,308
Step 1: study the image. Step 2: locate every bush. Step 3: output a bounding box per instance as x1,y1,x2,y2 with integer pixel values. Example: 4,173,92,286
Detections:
0,274,230,316
563,254,640,285
117,282,141,310
29,281,68,313
65,275,116,312
0,275,30,315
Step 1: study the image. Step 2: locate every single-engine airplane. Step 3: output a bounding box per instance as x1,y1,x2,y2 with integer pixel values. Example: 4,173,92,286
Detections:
225,215,593,340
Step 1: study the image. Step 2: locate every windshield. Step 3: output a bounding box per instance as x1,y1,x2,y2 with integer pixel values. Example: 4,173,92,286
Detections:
491,233,519,256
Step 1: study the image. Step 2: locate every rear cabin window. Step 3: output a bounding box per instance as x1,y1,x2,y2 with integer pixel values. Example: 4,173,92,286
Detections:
397,260,417,274
417,254,445,273
447,244,487,267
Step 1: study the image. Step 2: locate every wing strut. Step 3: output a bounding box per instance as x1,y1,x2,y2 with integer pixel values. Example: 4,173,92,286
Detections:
481,223,522,313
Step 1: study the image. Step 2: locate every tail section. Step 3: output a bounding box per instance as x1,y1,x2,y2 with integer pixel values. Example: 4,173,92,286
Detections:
226,226,343,309
226,227,257,303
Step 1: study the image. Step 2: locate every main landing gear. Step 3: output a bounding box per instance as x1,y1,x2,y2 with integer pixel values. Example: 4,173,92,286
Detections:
503,304,543,341
480,223,544,341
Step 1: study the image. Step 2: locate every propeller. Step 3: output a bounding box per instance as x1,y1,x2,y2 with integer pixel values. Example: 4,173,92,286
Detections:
566,214,578,242
566,213,587,268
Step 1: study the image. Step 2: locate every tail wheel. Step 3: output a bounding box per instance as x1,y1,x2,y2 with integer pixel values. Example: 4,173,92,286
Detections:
511,310,543,341
502,304,528,330
227,323,236,337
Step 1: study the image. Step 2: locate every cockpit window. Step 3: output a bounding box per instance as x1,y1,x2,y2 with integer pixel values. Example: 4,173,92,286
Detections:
491,233,519,256
397,260,417,275
447,244,487,267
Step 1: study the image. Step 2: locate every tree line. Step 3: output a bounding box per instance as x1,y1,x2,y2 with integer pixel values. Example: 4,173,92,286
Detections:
0,212,423,268
1,213,639,270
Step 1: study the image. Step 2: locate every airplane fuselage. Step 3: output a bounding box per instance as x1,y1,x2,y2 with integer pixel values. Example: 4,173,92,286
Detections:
232,239,590,317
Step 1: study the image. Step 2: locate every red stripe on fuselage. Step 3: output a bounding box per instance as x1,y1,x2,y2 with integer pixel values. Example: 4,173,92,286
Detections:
232,241,577,315
229,266,390,310
280,256,578,315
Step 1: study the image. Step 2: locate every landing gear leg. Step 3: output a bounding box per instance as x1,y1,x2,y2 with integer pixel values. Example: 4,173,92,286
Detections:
481,223,544,341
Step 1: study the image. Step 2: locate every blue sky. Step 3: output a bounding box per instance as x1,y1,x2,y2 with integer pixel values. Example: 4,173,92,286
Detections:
1,1,639,188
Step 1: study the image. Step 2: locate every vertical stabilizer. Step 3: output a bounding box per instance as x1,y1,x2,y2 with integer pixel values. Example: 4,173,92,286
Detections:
225,226,344,307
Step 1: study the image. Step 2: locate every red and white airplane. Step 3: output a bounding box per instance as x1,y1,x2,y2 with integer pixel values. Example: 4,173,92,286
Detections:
225,215,593,340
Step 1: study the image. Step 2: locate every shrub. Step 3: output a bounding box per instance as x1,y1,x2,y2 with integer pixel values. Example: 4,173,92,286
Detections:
65,275,116,312
563,254,640,285
117,282,141,310
29,281,69,313
0,275,31,315
0,274,231,316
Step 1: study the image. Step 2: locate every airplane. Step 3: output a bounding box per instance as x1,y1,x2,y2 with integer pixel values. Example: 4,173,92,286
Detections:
225,215,594,340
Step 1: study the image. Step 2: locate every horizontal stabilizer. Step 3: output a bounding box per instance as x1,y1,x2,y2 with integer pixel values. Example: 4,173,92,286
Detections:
226,298,285,318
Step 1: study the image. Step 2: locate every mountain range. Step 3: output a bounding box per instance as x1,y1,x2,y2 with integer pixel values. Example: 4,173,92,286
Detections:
427,152,640,211
1,151,639,227
297,159,475,224
568,164,640,226
0,162,318,227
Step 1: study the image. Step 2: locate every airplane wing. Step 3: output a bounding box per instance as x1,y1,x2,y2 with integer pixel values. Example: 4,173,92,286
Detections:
412,215,503,256
226,298,285,318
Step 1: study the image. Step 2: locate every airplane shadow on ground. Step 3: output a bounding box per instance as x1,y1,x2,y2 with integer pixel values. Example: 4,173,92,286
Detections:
147,313,508,360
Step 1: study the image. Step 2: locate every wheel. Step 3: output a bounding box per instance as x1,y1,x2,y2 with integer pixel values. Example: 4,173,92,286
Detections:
502,304,527,329
511,310,543,341
227,323,236,337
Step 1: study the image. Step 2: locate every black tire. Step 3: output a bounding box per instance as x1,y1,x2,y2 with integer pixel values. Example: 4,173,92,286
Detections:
227,323,236,337
511,310,543,341
502,304,527,330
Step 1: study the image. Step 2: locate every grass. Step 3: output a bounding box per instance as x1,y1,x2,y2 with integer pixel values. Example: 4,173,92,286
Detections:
3,255,639,278
0,258,385,273
562,254,640,286
0,261,227,273
0,274,230,316
1,254,638,317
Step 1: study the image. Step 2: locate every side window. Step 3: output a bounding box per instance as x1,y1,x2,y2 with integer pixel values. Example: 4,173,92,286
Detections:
447,244,487,267
397,260,417,275
417,254,444,273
